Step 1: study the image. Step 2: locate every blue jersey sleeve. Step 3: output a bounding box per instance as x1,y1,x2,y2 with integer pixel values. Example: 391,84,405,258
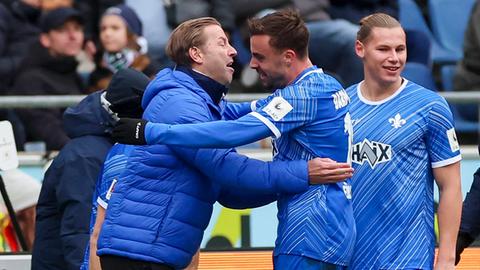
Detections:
222,101,255,120
144,114,272,148
145,94,309,195
249,84,346,138
426,97,462,168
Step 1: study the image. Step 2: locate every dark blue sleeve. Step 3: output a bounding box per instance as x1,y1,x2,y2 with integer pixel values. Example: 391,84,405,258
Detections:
217,187,277,209
460,167,480,238
145,94,309,195
56,157,100,270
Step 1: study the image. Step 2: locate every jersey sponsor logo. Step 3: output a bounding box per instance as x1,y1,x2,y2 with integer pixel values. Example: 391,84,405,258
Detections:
332,89,350,110
263,96,293,121
446,128,460,152
352,139,392,168
388,113,406,128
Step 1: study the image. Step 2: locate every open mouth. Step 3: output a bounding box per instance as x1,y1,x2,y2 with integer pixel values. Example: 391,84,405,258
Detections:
384,66,400,72
226,61,234,72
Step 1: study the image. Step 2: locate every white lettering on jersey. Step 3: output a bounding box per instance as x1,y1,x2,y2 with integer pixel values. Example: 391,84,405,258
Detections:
388,113,406,128
263,96,293,121
446,128,460,152
352,139,392,169
106,179,118,200
332,89,350,110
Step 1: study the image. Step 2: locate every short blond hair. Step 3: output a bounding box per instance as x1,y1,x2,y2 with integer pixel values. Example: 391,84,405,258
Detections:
166,17,220,66
357,13,403,43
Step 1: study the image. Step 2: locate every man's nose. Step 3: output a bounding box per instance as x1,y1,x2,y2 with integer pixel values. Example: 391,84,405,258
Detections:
228,44,237,57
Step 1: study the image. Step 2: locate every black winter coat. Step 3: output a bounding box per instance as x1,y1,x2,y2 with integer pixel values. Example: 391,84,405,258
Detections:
0,1,40,93
31,91,114,270
12,42,84,150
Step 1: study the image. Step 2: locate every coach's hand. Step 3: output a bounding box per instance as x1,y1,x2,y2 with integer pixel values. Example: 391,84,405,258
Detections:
112,118,148,145
307,158,353,184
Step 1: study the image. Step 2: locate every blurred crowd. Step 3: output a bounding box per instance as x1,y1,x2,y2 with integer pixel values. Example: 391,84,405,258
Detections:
0,0,448,152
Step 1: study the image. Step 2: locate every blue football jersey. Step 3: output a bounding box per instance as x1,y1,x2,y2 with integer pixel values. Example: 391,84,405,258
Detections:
139,66,356,265
249,66,356,265
347,79,461,269
80,144,133,270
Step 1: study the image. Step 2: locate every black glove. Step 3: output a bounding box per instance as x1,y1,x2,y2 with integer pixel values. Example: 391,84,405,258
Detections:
455,231,475,265
112,118,148,145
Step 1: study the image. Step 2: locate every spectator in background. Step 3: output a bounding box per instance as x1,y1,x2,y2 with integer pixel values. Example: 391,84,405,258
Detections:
328,0,398,24
88,4,158,92
31,68,149,270
295,0,363,86
126,0,172,70
73,0,123,43
165,0,235,36
328,0,431,66
455,144,480,265
40,0,72,11
0,0,42,93
232,0,363,87
0,0,42,149
453,0,480,121
12,7,85,151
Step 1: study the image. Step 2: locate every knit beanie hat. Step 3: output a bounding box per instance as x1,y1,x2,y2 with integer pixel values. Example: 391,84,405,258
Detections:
103,4,143,36
105,68,150,118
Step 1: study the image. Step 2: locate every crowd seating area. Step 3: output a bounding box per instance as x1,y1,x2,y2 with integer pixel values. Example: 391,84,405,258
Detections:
399,0,478,133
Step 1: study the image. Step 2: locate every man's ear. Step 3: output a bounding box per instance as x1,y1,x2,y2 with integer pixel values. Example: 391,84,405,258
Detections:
355,40,365,58
188,46,203,64
283,49,296,67
39,33,51,49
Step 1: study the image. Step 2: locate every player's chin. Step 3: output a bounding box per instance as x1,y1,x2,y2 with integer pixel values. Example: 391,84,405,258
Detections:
223,74,234,85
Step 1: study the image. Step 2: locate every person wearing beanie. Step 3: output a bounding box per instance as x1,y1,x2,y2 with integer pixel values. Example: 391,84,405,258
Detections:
88,4,159,92
31,68,150,270
12,6,85,151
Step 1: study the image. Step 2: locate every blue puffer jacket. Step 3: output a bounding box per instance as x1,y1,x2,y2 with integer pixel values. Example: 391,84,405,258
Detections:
97,68,309,269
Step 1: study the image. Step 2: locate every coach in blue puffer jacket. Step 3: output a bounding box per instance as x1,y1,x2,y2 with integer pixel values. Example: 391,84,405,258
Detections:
97,18,317,270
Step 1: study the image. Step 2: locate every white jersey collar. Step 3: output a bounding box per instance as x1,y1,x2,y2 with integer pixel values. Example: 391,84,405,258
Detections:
356,78,409,105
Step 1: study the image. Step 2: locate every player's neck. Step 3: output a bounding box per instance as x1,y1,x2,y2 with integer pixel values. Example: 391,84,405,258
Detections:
287,58,313,85
361,76,403,102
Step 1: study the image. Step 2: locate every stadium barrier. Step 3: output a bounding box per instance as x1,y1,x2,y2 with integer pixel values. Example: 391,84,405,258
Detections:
0,91,479,107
